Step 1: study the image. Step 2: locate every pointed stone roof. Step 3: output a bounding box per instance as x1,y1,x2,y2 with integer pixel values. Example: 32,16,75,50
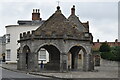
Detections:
34,6,84,39
82,21,89,32
68,5,87,32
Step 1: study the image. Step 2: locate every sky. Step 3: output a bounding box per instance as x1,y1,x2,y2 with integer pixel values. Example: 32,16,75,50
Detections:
0,0,119,42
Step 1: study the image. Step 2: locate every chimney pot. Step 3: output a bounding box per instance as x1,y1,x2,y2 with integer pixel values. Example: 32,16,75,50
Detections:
32,9,41,20
38,9,39,13
97,39,99,43
115,39,118,42
36,9,37,13
33,9,35,13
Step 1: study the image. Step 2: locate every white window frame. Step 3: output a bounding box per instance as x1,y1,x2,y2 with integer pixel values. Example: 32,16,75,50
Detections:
6,49,11,61
6,34,10,43
38,48,46,61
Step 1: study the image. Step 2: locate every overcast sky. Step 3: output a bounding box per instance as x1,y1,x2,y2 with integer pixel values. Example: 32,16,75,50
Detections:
0,0,119,42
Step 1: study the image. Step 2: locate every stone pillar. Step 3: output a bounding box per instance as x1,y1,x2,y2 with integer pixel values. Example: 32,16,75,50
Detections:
17,53,26,70
33,52,40,71
27,52,39,71
60,52,68,72
90,54,94,70
83,53,87,71
83,54,94,71
73,53,79,70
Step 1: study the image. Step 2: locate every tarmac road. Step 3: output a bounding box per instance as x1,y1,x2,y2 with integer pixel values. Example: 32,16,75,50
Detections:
1,68,58,80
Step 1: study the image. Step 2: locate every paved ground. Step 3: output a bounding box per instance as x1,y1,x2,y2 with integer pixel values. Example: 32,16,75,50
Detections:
0,62,58,80
31,59,119,78
0,59,119,79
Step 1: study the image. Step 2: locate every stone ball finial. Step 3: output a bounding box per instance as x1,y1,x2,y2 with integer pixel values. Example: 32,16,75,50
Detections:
71,5,75,15
57,6,60,10
73,5,75,8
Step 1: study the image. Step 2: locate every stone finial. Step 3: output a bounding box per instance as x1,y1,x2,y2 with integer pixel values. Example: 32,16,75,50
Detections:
55,6,61,14
57,6,60,10
71,5,75,15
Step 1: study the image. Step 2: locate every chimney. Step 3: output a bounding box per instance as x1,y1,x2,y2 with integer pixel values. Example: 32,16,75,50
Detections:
71,5,75,15
32,9,41,20
97,39,99,43
115,39,118,43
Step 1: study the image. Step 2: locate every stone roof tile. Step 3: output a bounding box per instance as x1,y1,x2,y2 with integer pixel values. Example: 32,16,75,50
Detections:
35,7,84,39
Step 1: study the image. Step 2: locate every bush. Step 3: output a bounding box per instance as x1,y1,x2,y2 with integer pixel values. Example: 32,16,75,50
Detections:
101,52,114,61
99,42,111,52
100,46,120,61
111,46,120,61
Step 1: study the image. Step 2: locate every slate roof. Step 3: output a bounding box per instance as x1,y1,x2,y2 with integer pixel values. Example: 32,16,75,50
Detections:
34,6,85,39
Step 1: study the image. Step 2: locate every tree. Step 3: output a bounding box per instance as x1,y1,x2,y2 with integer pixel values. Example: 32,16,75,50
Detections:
99,42,111,52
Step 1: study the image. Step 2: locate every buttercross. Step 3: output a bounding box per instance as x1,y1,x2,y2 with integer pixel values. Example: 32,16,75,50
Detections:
17,5,94,72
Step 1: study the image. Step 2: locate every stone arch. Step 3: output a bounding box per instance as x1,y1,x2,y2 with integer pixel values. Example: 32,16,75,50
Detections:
67,44,87,54
35,43,61,53
22,45,31,53
67,45,87,70
22,45,32,70
22,43,31,51
36,43,61,71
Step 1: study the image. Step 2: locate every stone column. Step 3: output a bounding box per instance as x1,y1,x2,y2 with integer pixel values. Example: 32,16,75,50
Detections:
17,53,26,70
89,54,94,70
33,52,40,71
73,53,79,70
71,50,79,70
83,54,94,71
60,52,68,72
27,52,39,71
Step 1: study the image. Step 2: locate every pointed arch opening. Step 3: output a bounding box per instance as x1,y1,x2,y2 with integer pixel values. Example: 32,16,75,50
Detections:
67,45,87,71
22,45,31,69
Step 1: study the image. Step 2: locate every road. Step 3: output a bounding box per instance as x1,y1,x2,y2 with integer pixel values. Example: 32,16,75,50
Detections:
0,66,58,80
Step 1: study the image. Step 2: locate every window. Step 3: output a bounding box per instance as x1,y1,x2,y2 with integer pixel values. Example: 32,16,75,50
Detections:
6,49,11,61
38,49,46,60
6,34,10,43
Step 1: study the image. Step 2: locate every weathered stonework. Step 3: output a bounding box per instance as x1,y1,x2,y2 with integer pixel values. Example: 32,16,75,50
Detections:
17,6,94,72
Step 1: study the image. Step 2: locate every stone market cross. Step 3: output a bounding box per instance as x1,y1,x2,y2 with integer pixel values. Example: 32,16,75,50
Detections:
17,6,94,72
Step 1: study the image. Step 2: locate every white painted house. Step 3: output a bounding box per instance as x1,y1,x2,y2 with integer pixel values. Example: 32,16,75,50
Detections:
5,9,49,63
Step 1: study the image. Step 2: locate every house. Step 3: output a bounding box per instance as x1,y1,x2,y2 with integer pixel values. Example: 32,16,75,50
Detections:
5,9,49,63
92,39,120,51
